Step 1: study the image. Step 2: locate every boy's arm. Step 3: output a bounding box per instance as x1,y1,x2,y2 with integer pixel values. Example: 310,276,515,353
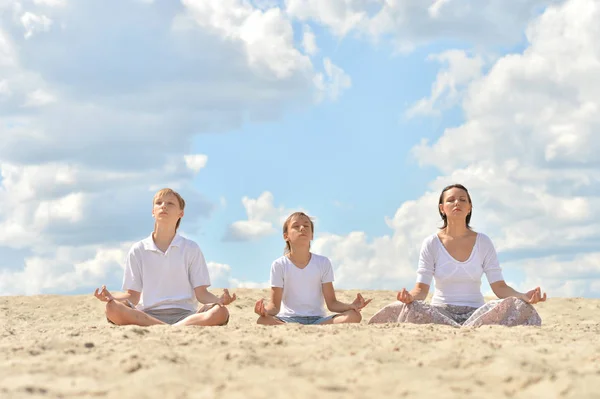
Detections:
194,285,221,304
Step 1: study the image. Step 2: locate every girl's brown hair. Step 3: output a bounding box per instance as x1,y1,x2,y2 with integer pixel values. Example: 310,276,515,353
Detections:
153,188,186,230
282,212,314,254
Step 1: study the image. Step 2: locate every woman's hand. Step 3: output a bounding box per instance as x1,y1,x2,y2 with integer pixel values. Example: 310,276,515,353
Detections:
396,288,414,304
521,287,547,305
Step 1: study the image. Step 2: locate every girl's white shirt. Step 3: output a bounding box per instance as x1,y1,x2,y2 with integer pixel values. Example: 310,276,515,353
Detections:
270,253,334,317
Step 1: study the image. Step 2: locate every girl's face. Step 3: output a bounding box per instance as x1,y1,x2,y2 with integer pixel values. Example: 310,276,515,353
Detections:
439,187,471,220
284,215,313,245
152,193,184,225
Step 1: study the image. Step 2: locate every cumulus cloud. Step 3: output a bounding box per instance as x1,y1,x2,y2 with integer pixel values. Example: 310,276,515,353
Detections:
314,0,600,297
405,50,485,118
302,24,318,56
223,191,310,242
0,0,332,295
286,0,562,50
314,58,352,102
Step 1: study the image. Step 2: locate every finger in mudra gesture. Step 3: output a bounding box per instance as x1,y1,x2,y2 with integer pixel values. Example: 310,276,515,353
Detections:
254,299,267,316
396,288,414,304
523,287,547,304
219,289,237,306
94,285,114,303
351,293,372,311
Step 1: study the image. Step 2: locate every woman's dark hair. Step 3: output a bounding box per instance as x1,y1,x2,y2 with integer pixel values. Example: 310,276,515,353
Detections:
438,184,472,230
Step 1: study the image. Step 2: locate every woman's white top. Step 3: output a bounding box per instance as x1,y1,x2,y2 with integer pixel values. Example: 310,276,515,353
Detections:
416,233,504,308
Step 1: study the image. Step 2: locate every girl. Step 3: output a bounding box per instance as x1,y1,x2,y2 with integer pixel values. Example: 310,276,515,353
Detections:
369,184,546,327
255,212,371,325
94,188,236,327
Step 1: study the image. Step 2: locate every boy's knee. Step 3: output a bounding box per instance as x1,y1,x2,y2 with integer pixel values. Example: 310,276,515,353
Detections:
212,305,229,325
105,300,123,324
348,310,362,323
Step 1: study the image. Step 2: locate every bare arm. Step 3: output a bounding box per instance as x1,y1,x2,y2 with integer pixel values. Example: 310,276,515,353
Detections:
194,285,221,304
322,282,353,313
321,283,371,312
94,286,140,305
264,287,283,316
490,281,546,304
397,283,430,303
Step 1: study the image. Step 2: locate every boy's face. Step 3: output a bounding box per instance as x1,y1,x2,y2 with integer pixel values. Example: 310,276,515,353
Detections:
152,193,183,225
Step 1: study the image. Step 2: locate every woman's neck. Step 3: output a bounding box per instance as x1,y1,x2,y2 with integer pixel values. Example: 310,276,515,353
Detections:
443,220,470,238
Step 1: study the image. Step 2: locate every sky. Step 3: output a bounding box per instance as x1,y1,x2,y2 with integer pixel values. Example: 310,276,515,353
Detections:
1,0,599,298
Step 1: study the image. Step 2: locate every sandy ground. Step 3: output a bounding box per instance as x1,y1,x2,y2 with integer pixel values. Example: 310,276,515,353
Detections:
1,289,599,399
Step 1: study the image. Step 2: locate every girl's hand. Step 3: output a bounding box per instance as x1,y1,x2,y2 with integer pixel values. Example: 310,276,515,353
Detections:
254,299,268,316
93,285,114,303
350,293,372,312
218,289,237,306
522,287,547,305
396,288,414,304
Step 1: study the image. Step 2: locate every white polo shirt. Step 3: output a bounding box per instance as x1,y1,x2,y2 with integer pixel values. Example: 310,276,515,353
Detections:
270,253,334,317
122,234,211,312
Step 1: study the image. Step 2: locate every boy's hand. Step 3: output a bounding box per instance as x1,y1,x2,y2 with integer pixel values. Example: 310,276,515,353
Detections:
218,289,237,306
350,293,372,312
93,285,114,303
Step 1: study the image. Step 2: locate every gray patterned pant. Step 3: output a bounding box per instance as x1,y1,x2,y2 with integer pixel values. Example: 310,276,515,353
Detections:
368,297,542,327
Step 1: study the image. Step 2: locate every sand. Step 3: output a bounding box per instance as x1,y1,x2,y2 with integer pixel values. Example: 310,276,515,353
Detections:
1,289,599,399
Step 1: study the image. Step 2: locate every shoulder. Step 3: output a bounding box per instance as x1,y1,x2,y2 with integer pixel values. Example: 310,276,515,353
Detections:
310,253,332,267
128,236,151,254
271,255,290,268
421,233,439,248
176,235,202,252
475,232,495,247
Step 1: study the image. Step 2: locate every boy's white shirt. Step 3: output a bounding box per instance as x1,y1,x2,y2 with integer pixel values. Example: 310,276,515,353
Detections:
270,253,334,317
122,234,211,312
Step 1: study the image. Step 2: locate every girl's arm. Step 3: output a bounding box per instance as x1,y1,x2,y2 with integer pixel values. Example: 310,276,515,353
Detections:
322,283,371,312
263,287,283,316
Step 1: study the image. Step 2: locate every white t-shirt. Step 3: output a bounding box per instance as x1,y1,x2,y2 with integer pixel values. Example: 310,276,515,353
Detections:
270,253,334,317
416,233,504,308
122,234,211,312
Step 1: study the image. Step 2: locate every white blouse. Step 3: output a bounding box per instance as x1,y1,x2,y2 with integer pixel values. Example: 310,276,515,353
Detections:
416,233,505,308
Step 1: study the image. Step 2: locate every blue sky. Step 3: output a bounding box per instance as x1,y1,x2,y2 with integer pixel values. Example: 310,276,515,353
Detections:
1,0,599,298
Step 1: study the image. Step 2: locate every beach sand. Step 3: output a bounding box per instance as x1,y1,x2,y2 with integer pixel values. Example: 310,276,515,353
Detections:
1,289,599,398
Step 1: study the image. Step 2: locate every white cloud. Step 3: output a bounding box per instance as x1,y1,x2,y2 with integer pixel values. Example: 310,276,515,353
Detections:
314,57,352,102
287,0,562,50
33,0,67,6
406,50,485,118
285,0,369,37
23,88,56,106
313,0,600,298
207,261,267,289
302,24,318,56
183,154,208,173
182,0,312,79
224,191,310,241
20,11,53,39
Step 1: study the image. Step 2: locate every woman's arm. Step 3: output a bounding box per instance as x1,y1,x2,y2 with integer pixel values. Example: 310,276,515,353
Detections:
490,281,546,304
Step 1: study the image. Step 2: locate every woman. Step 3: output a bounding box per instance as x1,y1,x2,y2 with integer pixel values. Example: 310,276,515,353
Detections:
368,184,546,327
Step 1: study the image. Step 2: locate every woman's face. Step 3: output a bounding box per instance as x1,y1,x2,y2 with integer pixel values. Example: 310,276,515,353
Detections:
439,187,472,220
